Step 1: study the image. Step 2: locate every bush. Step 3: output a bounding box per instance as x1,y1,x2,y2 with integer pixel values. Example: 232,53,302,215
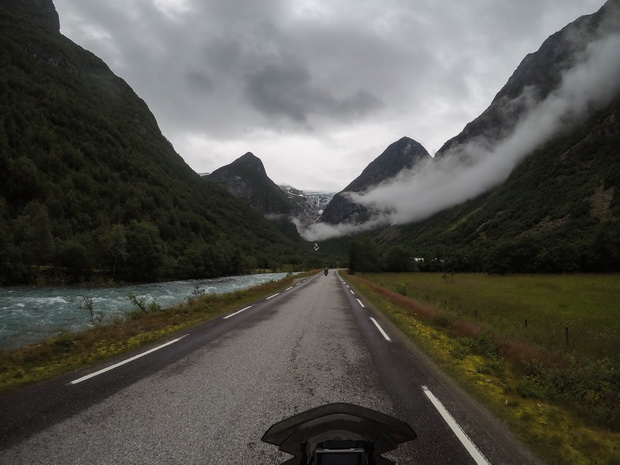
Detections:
467,332,500,359
50,330,75,349
127,292,163,313
517,375,550,399
516,358,620,428
81,296,104,327
393,282,408,296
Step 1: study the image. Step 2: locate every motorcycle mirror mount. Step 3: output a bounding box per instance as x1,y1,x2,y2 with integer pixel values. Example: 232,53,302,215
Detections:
262,403,416,465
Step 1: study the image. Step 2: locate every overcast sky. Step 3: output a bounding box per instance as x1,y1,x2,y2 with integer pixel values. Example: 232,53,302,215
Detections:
53,0,607,192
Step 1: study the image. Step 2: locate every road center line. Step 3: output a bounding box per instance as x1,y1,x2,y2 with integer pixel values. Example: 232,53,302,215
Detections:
422,386,491,465
370,317,391,341
266,293,279,300
356,298,365,308
223,305,253,319
69,336,187,385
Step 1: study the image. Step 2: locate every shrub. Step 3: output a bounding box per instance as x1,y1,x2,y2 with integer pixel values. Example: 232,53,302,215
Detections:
50,330,75,349
516,358,620,428
127,292,162,313
81,296,104,327
393,282,408,296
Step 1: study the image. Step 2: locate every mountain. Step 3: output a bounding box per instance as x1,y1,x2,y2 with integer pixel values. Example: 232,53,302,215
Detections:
0,0,308,284
377,93,620,273
206,153,334,230
2,0,59,31
370,0,620,273
207,153,291,217
318,137,431,225
436,0,620,161
208,138,428,234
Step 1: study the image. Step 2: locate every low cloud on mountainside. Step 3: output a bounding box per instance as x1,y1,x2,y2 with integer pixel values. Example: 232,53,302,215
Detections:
303,22,620,241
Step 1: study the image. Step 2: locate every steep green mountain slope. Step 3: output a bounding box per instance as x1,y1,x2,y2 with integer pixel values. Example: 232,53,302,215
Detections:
0,0,307,284
377,96,620,273
436,0,620,160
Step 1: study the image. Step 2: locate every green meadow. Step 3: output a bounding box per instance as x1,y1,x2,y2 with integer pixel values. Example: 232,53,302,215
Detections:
366,273,620,359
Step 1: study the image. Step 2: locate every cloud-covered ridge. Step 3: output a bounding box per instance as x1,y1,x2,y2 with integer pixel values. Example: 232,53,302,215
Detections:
300,3,620,241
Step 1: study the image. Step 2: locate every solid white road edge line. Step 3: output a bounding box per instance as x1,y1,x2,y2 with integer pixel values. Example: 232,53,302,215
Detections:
266,293,279,300
422,385,491,465
356,298,365,308
370,317,391,342
223,305,253,320
69,335,188,385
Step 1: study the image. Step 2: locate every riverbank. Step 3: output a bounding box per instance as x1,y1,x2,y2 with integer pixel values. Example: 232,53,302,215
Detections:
0,271,314,394
0,272,294,350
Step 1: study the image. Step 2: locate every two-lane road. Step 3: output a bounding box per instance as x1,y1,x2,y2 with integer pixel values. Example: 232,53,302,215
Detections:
0,271,542,464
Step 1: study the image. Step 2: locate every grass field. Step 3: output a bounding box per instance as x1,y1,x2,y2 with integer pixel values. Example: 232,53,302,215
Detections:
343,272,620,465
363,273,620,359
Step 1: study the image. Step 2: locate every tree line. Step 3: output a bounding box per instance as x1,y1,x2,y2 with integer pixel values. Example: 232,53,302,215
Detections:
348,229,620,275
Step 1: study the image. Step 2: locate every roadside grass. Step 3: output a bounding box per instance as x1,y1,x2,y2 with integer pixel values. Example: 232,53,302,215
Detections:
0,272,313,394
343,272,620,465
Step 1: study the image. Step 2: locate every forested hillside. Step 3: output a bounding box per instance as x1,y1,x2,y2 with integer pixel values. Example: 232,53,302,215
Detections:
344,1,620,275
375,95,620,273
0,1,309,284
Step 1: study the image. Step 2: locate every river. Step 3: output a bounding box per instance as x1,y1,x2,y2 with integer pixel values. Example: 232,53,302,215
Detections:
0,273,291,350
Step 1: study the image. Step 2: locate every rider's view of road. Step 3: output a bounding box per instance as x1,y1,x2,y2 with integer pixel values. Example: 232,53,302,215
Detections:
3,0,619,463
0,271,542,464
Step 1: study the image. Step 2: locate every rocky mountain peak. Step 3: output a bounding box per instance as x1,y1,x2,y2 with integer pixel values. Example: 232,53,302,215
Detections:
232,152,268,177
207,153,291,216
345,136,430,192
317,136,431,225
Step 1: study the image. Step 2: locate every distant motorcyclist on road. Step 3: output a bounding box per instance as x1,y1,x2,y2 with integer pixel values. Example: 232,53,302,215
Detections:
324,267,329,276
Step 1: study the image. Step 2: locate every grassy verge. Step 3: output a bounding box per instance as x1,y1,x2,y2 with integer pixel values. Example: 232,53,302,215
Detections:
342,272,620,465
0,272,314,394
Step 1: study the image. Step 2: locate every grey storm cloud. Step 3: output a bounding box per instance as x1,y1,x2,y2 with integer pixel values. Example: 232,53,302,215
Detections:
185,69,214,93
54,0,609,191
245,58,382,125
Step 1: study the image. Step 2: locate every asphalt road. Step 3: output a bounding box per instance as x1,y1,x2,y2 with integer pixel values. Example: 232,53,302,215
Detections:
0,271,544,464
